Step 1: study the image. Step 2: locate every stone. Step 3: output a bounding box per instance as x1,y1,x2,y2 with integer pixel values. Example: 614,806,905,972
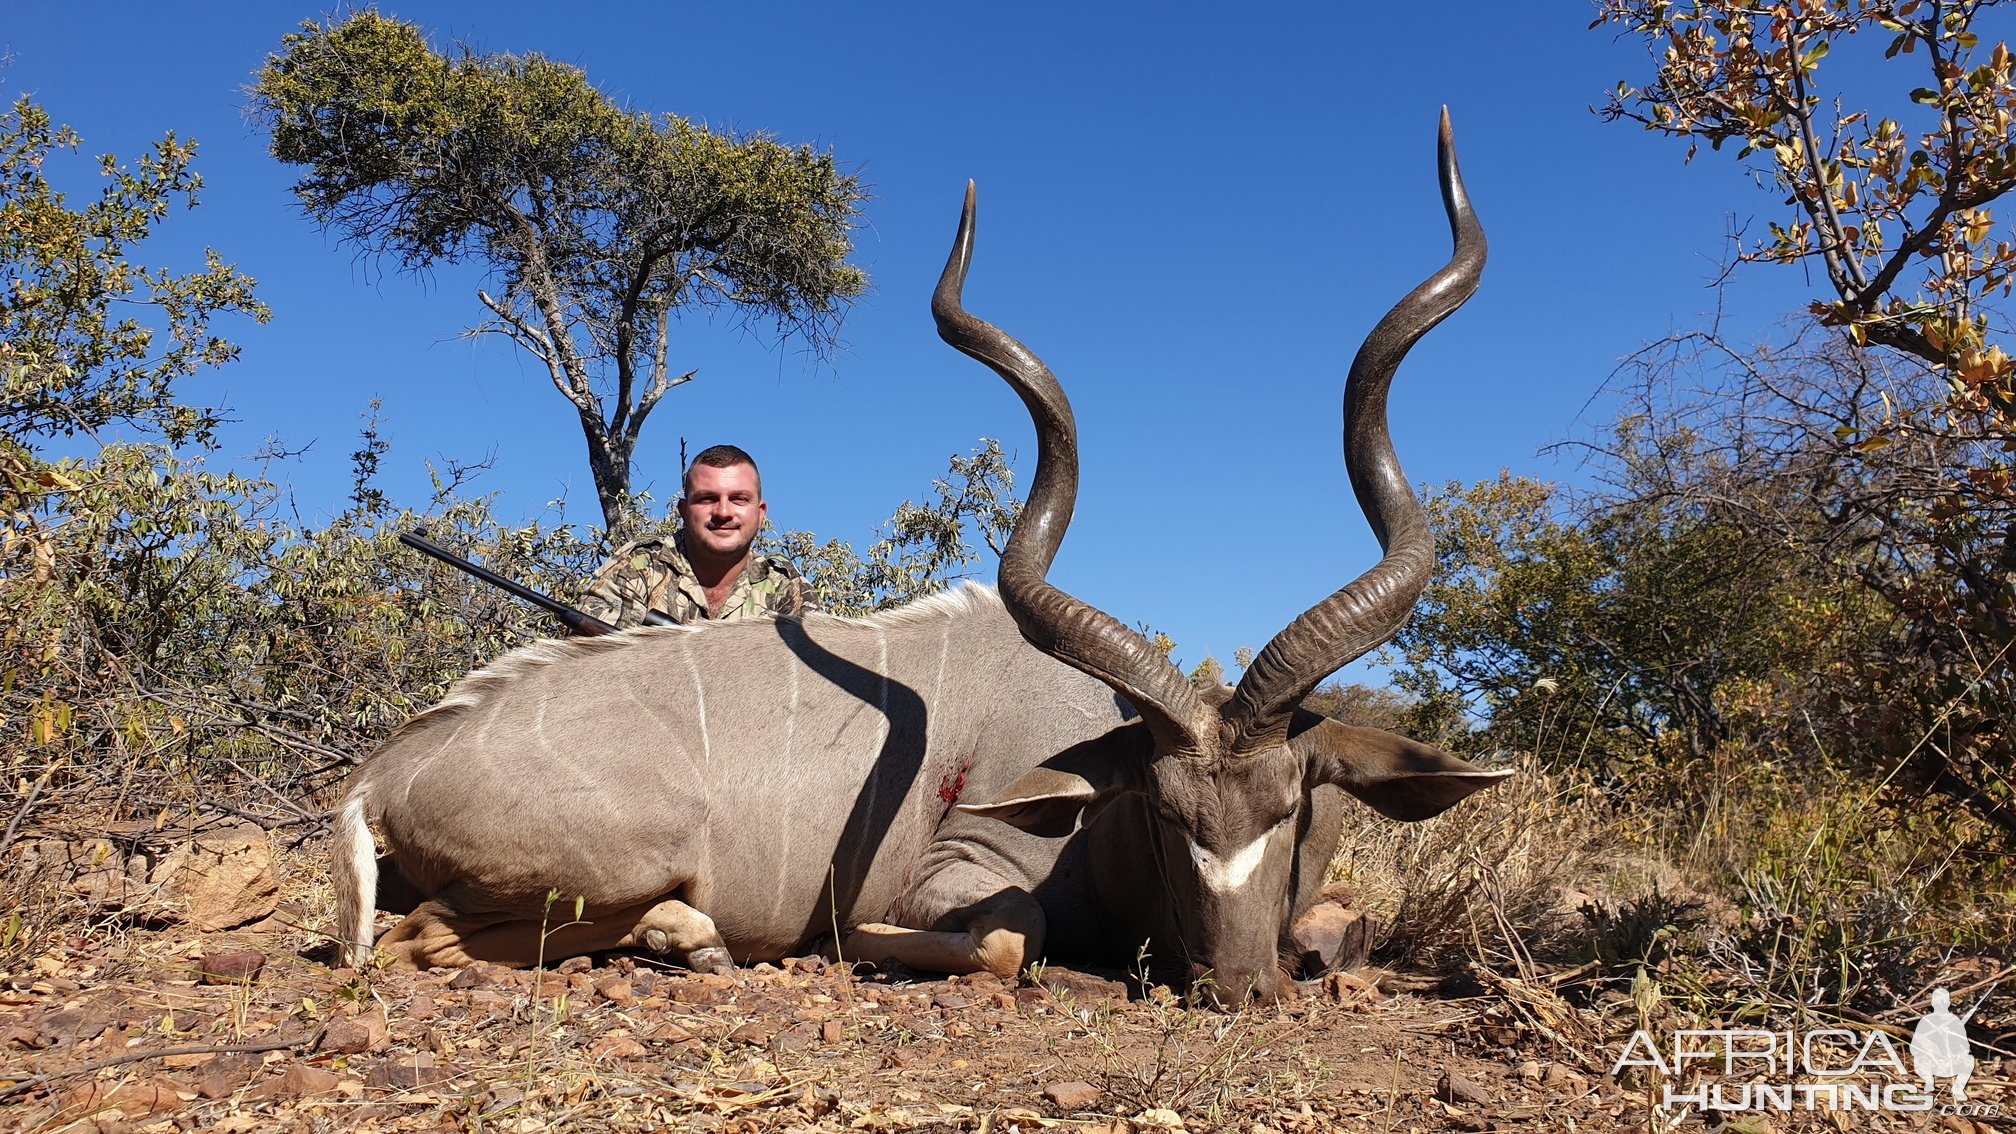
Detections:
196,949,266,985
263,1064,341,1098
317,1018,375,1055
1542,1063,1588,1090
594,977,634,1004
1042,1080,1102,1110
194,1053,260,1099
1435,1070,1490,1106
363,1058,455,1090
645,1020,696,1043
1289,903,1376,976
406,993,438,1021
589,1034,649,1060
145,826,281,931
821,1020,845,1044
726,1021,774,1046
1036,968,1128,1003
37,1007,112,1046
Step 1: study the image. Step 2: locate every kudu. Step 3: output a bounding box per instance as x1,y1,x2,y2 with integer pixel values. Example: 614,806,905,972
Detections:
334,112,1505,1004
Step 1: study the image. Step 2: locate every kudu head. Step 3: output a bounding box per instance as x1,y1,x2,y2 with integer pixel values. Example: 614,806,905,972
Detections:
940,111,1507,1007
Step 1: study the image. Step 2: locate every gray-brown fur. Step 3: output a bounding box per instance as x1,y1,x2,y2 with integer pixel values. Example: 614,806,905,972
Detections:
338,115,1509,1003
338,588,1137,969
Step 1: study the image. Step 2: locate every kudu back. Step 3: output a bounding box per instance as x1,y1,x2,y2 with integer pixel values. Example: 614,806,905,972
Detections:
335,112,1506,1003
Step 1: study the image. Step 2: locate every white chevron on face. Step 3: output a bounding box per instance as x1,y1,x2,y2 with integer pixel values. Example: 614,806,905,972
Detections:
1188,830,1273,894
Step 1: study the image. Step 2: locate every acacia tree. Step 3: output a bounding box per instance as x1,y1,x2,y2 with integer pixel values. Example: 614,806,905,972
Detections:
251,12,868,543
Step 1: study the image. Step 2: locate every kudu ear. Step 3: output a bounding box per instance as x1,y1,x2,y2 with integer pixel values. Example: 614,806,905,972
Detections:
1293,718,1511,822
957,722,1151,838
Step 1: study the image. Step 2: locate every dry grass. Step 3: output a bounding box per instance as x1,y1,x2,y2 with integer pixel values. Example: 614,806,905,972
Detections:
1331,753,1619,971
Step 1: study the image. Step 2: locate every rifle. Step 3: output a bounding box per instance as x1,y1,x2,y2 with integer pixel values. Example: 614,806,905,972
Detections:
397,530,676,636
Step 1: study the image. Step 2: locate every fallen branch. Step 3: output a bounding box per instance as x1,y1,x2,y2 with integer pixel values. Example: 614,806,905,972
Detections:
0,1025,324,1102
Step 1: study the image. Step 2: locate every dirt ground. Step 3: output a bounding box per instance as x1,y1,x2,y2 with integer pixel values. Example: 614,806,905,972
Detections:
2,866,2010,1133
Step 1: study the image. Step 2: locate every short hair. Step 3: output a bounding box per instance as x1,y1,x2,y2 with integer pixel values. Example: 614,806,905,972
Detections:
683,444,761,496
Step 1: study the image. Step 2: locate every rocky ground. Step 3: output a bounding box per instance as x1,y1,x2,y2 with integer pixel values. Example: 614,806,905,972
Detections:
1,823,2008,1132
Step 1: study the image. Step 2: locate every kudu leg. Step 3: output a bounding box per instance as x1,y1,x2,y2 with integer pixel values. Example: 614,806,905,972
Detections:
373,889,734,973
616,898,736,976
846,887,1045,981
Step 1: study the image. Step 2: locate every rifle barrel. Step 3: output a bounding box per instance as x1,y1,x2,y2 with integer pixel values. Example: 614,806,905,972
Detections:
397,531,620,637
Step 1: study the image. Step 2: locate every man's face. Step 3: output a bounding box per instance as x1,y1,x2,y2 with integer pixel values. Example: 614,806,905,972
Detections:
677,461,766,562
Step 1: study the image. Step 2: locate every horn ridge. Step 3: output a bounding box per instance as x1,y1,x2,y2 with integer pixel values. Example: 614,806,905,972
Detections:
1222,109,1487,757
935,183,1210,758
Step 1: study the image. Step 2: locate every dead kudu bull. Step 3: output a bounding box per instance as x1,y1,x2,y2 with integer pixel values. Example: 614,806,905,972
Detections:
335,114,1505,1004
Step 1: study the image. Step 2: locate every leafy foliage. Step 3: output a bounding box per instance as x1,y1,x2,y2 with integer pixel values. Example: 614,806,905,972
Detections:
1594,0,2016,838
1392,466,1883,772
1596,0,2016,408
250,12,869,541
770,439,1021,616
0,96,267,448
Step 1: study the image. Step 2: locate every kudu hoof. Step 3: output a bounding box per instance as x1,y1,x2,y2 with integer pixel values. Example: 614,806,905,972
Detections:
686,946,736,977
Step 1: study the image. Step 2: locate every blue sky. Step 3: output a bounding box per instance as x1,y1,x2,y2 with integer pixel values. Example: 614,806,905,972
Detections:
6,2,1849,675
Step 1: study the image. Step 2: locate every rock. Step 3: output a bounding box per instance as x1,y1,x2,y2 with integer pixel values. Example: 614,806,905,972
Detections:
318,1018,375,1055
197,949,266,985
1136,1108,1186,1128
1512,1059,1545,1082
447,965,486,989
37,1007,112,1046
726,1021,774,1046
554,955,593,974
63,1076,189,1119
821,1020,845,1044
645,1020,696,1043
594,977,635,1004
1036,968,1128,1003
363,1058,456,1090
145,826,281,931
1319,969,1380,1004
194,1053,261,1099
1435,1070,1490,1106
671,979,724,1005
261,1064,341,1098
1319,880,1359,906
932,992,974,1010
1289,903,1375,976
406,993,438,1021
1042,1080,1102,1110
1541,1063,1588,1090
589,1034,649,1060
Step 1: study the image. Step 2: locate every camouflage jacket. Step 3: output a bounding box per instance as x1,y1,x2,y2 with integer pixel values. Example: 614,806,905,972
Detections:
580,535,812,628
